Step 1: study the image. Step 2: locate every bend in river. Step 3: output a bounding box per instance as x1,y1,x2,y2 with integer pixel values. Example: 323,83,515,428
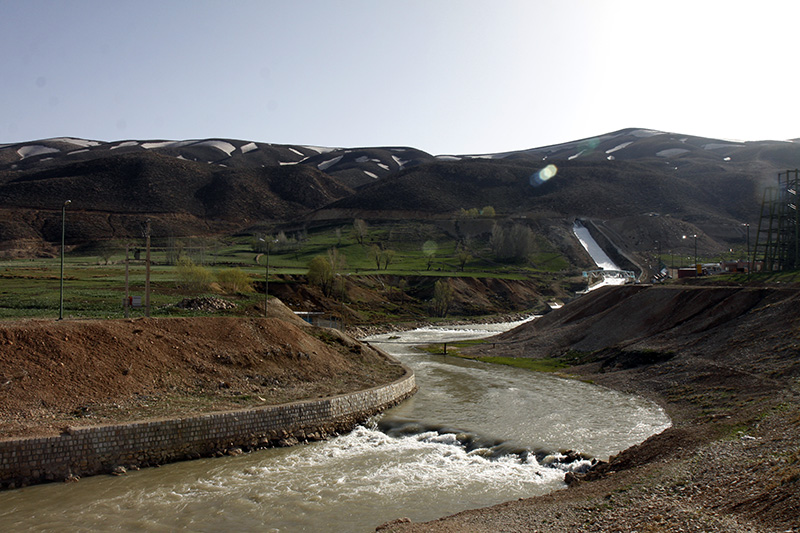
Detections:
0,320,670,532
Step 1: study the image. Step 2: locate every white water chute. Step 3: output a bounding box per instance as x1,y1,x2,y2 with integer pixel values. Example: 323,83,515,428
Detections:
573,221,634,291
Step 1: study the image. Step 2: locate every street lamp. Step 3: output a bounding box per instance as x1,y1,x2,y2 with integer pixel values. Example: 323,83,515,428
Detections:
59,200,71,320
683,234,697,275
743,223,751,274
258,237,276,317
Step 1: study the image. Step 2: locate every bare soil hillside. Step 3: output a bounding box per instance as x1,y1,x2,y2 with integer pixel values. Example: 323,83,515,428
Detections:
0,314,405,439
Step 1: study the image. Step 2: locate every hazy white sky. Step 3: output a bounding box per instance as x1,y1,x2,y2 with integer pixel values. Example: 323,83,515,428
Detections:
2,0,798,155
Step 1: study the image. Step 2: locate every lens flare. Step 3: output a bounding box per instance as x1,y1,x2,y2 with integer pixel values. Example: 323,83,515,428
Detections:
540,164,557,180
422,240,438,256
530,164,558,187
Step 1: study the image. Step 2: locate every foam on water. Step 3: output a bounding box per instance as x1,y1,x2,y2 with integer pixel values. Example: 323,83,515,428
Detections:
0,318,670,532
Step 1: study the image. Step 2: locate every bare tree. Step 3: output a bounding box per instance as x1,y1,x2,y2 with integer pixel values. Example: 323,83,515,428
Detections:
352,219,368,245
491,222,534,262
381,249,396,270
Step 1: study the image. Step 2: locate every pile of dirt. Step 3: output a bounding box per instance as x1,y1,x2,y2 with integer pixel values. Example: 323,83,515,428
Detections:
0,311,405,439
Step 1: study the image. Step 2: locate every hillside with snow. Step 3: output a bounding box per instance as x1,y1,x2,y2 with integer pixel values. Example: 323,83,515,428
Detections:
0,128,798,260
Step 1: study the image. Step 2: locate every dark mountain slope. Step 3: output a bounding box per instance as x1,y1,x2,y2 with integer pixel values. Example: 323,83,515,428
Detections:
321,157,759,223
0,151,352,251
0,152,216,214
0,129,797,258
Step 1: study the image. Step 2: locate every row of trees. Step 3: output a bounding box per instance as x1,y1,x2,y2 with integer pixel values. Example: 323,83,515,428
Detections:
458,206,496,218
490,223,536,262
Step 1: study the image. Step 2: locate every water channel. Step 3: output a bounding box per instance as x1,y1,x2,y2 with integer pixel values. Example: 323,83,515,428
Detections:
0,320,670,532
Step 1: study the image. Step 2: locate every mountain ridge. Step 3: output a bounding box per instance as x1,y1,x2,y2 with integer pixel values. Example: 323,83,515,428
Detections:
1,128,798,262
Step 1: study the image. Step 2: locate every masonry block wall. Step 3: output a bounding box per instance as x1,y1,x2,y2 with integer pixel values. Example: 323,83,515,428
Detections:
0,369,415,489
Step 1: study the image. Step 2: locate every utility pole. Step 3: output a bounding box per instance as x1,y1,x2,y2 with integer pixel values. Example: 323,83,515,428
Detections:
258,237,274,317
144,220,151,317
743,223,751,275
59,200,71,320
124,242,130,318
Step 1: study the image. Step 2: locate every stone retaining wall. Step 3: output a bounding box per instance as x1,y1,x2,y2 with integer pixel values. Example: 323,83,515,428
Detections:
0,367,415,489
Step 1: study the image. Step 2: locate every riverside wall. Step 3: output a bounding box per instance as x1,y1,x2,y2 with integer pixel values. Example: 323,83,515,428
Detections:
0,367,415,489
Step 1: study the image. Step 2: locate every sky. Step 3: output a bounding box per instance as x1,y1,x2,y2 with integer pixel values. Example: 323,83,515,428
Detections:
2,0,798,155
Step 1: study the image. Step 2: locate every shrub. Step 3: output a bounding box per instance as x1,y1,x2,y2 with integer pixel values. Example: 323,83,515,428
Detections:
217,267,253,293
175,257,213,292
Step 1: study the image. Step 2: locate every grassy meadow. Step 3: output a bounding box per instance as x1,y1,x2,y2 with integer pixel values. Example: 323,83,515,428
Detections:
0,220,571,320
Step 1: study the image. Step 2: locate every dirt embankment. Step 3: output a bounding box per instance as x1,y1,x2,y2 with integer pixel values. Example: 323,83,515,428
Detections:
382,284,800,532
268,273,571,322
0,303,405,439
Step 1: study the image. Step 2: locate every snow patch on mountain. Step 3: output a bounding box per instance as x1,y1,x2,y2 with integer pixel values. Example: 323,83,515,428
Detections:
703,143,744,151
657,148,690,158
391,155,409,167
606,142,632,154
111,141,139,150
17,145,60,159
364,170,378,179
195,140,236,157
302,145,336,155
318,155,344,171
240,142,258,154
50,138,101,148
630,129,663,138
141,140,195,150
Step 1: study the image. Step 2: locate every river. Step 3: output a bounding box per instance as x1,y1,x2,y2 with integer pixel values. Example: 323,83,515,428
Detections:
0,320,670,532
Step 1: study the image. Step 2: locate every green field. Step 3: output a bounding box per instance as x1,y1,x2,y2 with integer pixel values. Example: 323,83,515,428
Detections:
0,221,572,320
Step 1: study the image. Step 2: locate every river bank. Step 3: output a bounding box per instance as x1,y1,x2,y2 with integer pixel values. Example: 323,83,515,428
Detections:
0,310,407,441
379,284,800,532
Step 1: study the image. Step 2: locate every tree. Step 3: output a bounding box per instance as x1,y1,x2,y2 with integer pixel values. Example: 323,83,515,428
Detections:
491,222,534,262
481,206,496,217
253,234,274,253
352,219,368,245
276,230,289,249
94,240,116,265
308,255,334,296
166,234,184,265
370,244,382,269
458,207,480,219
327,247,348,295
432,279,453,317
456,245,471,271
381,249,396,270
426,252,436,271
423,240,437,270
327,247,346,274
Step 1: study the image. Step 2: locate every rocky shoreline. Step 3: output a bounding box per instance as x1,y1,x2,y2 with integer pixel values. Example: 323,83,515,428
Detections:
346,312,534,339
378,284,800,532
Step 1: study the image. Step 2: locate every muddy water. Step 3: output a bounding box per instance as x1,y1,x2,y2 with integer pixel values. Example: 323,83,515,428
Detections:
0,320,670,532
